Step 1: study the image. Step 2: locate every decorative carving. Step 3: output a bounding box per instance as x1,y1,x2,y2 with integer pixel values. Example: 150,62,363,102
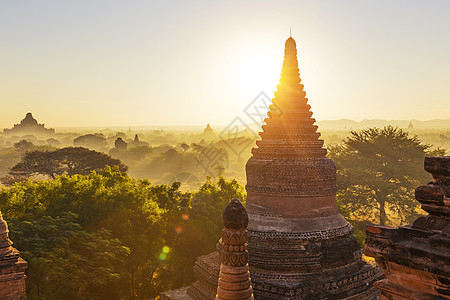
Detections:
216,199,254,300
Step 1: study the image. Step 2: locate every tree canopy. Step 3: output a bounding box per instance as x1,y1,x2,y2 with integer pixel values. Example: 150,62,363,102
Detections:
0,167,243,298
9,147,128,179
329,126,445,243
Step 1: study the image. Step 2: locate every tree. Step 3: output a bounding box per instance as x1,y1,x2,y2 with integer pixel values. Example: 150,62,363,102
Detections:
9,147,128,179
0,166,245,298
329,126,445,235
157,177,245,291
180,143,190,152
189,177,246,250
0,167,165,298
8,213,129,300
73,133,108,151
14,140,34,152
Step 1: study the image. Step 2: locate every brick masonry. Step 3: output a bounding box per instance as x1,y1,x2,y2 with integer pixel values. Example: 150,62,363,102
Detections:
0,211,27,300
365,156,450,299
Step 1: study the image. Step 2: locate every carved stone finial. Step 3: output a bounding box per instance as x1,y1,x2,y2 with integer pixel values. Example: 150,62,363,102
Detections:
222,198,248,230
216,199,254,300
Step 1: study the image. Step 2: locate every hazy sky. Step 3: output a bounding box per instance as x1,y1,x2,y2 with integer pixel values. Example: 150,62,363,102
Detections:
1,0,449,127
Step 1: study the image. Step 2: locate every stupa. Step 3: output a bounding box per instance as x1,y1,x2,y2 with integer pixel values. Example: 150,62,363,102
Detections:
203,124,215,140
244,36,383,299
3,112,55,135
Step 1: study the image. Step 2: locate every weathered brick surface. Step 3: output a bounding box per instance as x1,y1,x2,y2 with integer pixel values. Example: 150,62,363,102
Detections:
187,252,220,300
365,156,450,299
0,211,27,300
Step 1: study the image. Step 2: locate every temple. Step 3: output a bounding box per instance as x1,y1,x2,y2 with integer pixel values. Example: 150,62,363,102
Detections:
244,36,382,299
365,156,450,299
3,112,55,135
0,211,27,299
161,36,383,300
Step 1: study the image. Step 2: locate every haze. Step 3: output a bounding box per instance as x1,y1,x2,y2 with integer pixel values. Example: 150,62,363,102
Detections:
1,0,449,128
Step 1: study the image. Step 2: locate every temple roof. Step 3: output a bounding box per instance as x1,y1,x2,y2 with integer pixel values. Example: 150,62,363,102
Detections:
3,112,54,135
252,37,326,158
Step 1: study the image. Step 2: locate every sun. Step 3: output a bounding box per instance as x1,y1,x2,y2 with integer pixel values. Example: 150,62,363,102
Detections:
234,51,281,100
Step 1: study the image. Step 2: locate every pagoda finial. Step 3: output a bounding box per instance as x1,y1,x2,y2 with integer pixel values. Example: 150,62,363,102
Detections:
290,27,292,37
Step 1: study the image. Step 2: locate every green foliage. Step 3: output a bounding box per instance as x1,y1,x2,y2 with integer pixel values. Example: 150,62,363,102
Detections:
155,176,246,292
0,167,245,298
8,212,129,300
329,126,446,245
190,176,246,247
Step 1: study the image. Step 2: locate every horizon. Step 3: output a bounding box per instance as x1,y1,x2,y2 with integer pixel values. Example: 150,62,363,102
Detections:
3,111,450,131
1,1,450,127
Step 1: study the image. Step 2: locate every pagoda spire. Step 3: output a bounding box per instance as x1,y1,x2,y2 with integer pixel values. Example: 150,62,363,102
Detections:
244,37,382,299
253,36,326,158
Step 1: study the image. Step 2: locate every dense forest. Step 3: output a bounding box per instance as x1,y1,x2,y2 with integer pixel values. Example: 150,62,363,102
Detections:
0,125,447,298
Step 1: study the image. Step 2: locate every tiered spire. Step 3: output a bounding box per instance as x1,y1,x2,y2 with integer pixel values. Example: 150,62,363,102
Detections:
253,37,326,158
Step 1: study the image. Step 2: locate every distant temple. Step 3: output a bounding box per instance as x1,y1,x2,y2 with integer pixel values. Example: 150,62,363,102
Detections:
3,112,55,135
114,137,128,151
202,124,215,140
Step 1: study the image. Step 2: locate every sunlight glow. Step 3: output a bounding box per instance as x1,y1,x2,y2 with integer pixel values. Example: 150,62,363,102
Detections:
237,53,282,96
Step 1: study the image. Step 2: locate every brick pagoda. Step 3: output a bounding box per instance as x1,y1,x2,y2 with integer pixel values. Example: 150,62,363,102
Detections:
365,156,450,299
244,36,383,299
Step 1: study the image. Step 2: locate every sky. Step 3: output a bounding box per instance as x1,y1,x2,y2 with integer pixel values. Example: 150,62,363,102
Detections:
1,0,449,127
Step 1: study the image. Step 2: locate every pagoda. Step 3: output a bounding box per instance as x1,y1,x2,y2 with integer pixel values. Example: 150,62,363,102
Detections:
3,112,55,135
245,36,383,299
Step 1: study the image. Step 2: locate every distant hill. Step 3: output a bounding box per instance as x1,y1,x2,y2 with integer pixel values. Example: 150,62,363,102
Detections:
316,119,450,130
